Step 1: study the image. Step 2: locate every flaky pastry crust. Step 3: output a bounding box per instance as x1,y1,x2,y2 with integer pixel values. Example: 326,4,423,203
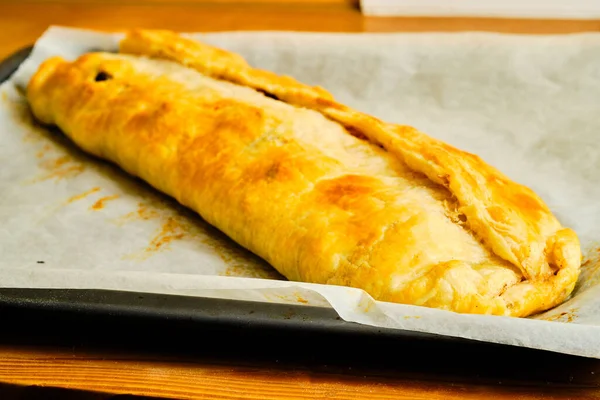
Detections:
25,29,581,317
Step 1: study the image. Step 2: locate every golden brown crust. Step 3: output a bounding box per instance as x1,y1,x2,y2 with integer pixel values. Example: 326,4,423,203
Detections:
120,29,582,283
120,29,335,108
24,31,582,317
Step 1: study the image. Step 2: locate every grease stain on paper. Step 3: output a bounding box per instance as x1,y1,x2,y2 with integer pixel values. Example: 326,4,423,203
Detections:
295,294,309,304
90,195,119,211
541,308,579,323
9,101,88,184
38,160,84,182
64,187,101,205
119,202,160,223
22,134,87,184
36,144,52,159
575,246,600,293
147,217,186,252
265,292,316,306
119,199,283,280
32,154,86,182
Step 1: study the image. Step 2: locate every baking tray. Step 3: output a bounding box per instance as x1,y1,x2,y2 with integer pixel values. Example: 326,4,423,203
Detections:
0,44,448,341
1,46,598,385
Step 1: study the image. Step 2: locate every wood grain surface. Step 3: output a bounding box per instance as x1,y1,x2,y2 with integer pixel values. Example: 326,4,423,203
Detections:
0,345,598,400
2,1,600,399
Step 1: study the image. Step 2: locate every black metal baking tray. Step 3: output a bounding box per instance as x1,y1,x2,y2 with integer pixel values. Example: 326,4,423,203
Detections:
0,44,449,342
1,46,599,387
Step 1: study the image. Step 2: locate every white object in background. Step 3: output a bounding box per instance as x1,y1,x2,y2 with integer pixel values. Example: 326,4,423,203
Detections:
360,0,600,19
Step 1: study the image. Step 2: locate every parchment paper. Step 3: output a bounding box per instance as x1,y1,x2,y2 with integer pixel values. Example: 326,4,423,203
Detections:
2,27,600,358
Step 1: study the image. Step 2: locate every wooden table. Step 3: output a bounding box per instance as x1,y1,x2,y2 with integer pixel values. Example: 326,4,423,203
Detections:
1,1,600,399
1,0,600,59
1,346,598,400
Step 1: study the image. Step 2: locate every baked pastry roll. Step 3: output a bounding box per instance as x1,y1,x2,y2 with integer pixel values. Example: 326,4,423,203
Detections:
26,29,581,317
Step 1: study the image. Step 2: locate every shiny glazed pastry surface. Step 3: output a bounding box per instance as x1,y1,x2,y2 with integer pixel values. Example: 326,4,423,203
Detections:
26,30,581,317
